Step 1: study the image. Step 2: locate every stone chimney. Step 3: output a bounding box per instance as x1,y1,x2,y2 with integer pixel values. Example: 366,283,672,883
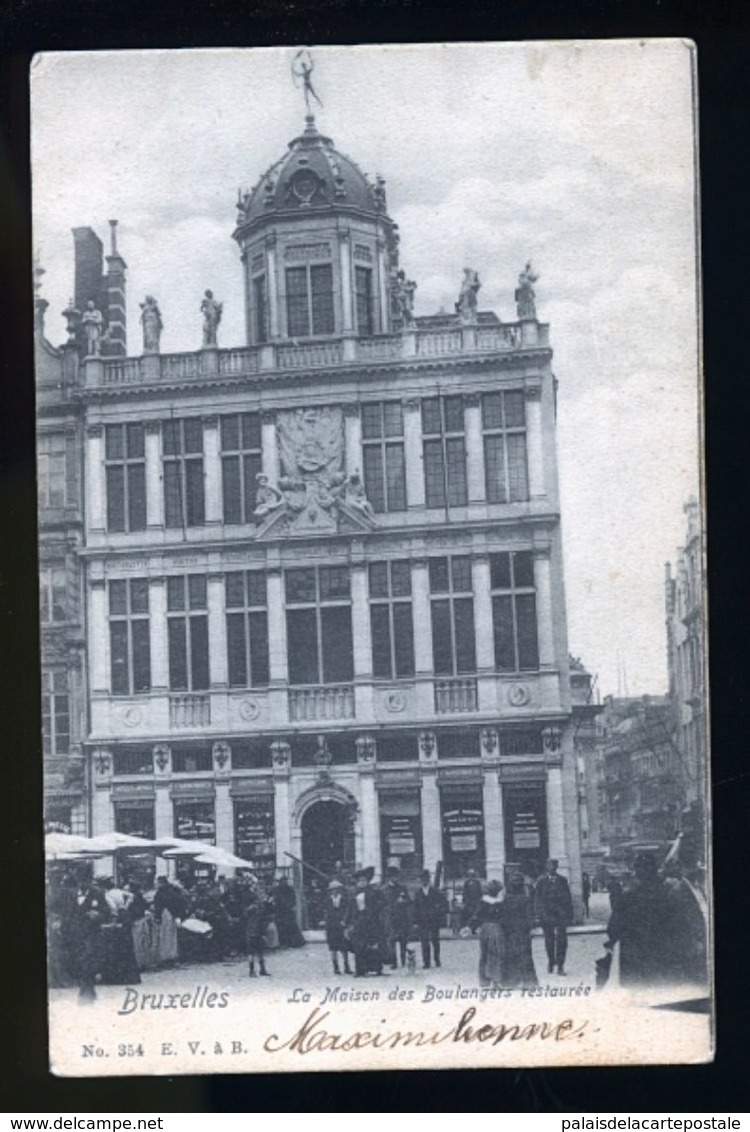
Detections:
103,219,127,356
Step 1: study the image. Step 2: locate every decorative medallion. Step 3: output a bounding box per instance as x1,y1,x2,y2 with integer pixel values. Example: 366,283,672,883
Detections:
385,689,407,713
289,168,322,206
419,732,436,758
507,683,530,707
239,697,261,722
121,705,142,728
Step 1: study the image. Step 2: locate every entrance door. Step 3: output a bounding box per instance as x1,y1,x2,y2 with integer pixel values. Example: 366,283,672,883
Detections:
300,800,355,928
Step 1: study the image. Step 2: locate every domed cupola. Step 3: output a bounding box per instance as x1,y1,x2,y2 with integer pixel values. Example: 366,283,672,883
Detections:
233,107,402,347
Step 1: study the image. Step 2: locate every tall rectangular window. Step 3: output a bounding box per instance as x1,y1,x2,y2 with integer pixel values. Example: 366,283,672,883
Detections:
369,560,415,679
105,423,146,532
41,671,70,756
285,566,353,685
362,402,406,513
285,264,334,337
167,575,209,691
355,266,374,335
108,578,151,695
429,556,476,676
490,551,539,671
482,391,529,503
253,274,268,343
163,418,204,529
225,570,270,688
220,413,262,524
40,565,67,623
37,434,67,508
422,396,467,508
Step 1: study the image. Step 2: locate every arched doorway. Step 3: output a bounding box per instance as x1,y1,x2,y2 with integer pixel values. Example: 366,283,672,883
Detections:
300,800,356,928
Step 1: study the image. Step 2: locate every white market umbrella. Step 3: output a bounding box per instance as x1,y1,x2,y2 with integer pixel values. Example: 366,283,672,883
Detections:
85,832,158,853
45,832,96,859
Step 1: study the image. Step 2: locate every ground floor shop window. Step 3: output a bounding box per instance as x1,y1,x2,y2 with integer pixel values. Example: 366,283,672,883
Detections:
234,797,275,878
173,799,215,843
379,794,422,882
45,805,72,834
114,801,155,840
502,781,547,879
440,788,485,880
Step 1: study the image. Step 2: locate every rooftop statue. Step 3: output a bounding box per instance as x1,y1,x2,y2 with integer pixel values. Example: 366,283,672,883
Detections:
139,295,163,354
456,267,481,322
515,261,539,320
292,49,323,115
82,300,105,356
200,289,223,347
391,270,417,326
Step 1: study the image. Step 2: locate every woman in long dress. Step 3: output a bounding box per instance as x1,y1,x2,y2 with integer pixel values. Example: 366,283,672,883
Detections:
499,874,538,988
472,879,505,987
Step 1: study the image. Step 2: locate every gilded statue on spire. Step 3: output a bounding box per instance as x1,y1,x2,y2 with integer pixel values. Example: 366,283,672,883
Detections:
292,49,323,114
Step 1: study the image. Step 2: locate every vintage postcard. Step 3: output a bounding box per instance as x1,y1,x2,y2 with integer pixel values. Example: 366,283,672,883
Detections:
32,41,710,1075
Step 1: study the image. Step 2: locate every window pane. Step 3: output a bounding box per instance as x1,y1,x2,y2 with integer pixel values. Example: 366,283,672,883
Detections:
363,446,385,513
492,594,515,671
383,401,404,438
246,571,266,606
513,551,535,588
248,610,269,686
163,462,183,528
429,557,449,593
444,396,464,433
482,392,503,430
129,578,149,614
190,616,210,690
507,434,528,501
126,423,145,459
286,267,309,337
385,444,406,511
321,606,353,683
361,404,382,440
392,602,415,677
320,566,350,600
131,619,151,692
127,463,147,530
421,398,441,435
504,391,526,428
227,613,247,687
222,455,242,524
168,618,188,690
225,572,245,608
52,574,67,621
106,466,126,532
370,604,392,678
485,435,506,505
242,412,261,450
446,437,467,506
167,577,184,611
162,420,181,456
368,562,388,598
453,597,476,674
355,266,373,335
253,276,267,344
490,553,512,590
109,580,127,615
221,415,240,451
431,600,453,676
105,424,124,460
39,575,50,622
451,556,472,592
110,621,129,694
516,594,539,670
185,459,205,526
286,568,316,604
287,608,319,684
390,560,411,597
184,419,203,454
423,439,445,508
188,575,207,609
311,264,334,335
243,452,262,520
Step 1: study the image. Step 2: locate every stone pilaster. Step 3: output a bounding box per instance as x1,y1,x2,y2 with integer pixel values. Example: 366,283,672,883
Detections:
144,421,163,529
86,424,105,533
525,386,545,499
464,392,485,503
88,578,109,693
403,398,424,509
533,548,555,668
202,416,222,524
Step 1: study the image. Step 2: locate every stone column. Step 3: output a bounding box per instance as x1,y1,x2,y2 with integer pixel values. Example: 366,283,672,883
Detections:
481,750,505,879
144,421,164,529
420,733,442,875
546,764,568,870
153,744,172,877
377,236,390,334
339,229,354,334
213,742,233,853
403,398,425,510
90,749,112,836
472,555,495,671
344,403,363,479
86,425,106,533
525,387,545,499
148,577,169,691
207,572,228,687
266,568,287,683
203,416,222,524
88,578,109,693
271,741,291,868
261,409,279,483
350,563,372,678
411,559,433,672
534,548,555,668
357,738,381,871
464,393,486,504
266,234,279,339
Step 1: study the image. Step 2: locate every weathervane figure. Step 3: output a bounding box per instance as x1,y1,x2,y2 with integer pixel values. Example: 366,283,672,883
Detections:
292,49,323,113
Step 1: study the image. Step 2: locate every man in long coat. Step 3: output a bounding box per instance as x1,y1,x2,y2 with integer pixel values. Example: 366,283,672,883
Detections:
534,858,574,975
346,867,385,977
413,869,445,969
67,876,111,1001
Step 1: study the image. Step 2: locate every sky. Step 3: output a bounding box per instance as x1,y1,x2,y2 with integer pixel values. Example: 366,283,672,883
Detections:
30,42,701,698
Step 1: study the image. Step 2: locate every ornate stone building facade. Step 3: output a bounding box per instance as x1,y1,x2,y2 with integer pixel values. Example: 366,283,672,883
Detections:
41,110,584,914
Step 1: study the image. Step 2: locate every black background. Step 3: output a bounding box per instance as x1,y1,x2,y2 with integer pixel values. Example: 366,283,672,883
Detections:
1,0,748,1113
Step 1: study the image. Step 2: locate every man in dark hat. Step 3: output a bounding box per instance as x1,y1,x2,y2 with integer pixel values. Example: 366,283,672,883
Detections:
534,858,574,975
324,879,352,975
413,869,445,970
346,867,385,977
382,866,409,969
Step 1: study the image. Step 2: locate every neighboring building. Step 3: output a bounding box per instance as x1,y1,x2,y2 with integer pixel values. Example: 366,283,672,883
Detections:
569,658,603,872
41,103,585,917
665,497,707,862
